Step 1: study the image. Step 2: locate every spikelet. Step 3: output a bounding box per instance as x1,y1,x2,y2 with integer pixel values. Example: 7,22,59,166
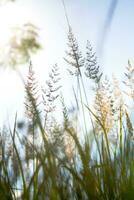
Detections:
0,127,20,184
3,23,41,67
0,127,12,162
61,97,75,161
48,121,65,158
85,41,102,82
126,111,133,138
112,75,124,120
64,135,75,161
123,60,134,106
25,61,40,122
42,64,61,128
94,76,114,133
24,61,41,168
64,27,84,76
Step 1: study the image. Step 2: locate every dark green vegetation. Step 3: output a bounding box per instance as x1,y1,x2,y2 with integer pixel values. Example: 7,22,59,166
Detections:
0,27,134,199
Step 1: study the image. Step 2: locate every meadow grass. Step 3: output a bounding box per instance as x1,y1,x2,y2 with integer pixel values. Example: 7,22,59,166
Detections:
0,29,134,200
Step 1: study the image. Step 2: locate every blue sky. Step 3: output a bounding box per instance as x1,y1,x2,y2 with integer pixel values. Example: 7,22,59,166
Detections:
0,0,134,125
30,0,134,76
9,0,134,76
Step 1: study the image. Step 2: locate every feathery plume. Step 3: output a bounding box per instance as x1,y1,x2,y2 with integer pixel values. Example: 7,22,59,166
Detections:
64,27,84,76
85,41,102,83
25,61,41,122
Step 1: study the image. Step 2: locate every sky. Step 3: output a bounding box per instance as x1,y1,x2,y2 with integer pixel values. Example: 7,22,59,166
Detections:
0,0,134,126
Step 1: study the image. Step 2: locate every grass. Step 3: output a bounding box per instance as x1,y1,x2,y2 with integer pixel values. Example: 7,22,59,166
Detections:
0,28,134,200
